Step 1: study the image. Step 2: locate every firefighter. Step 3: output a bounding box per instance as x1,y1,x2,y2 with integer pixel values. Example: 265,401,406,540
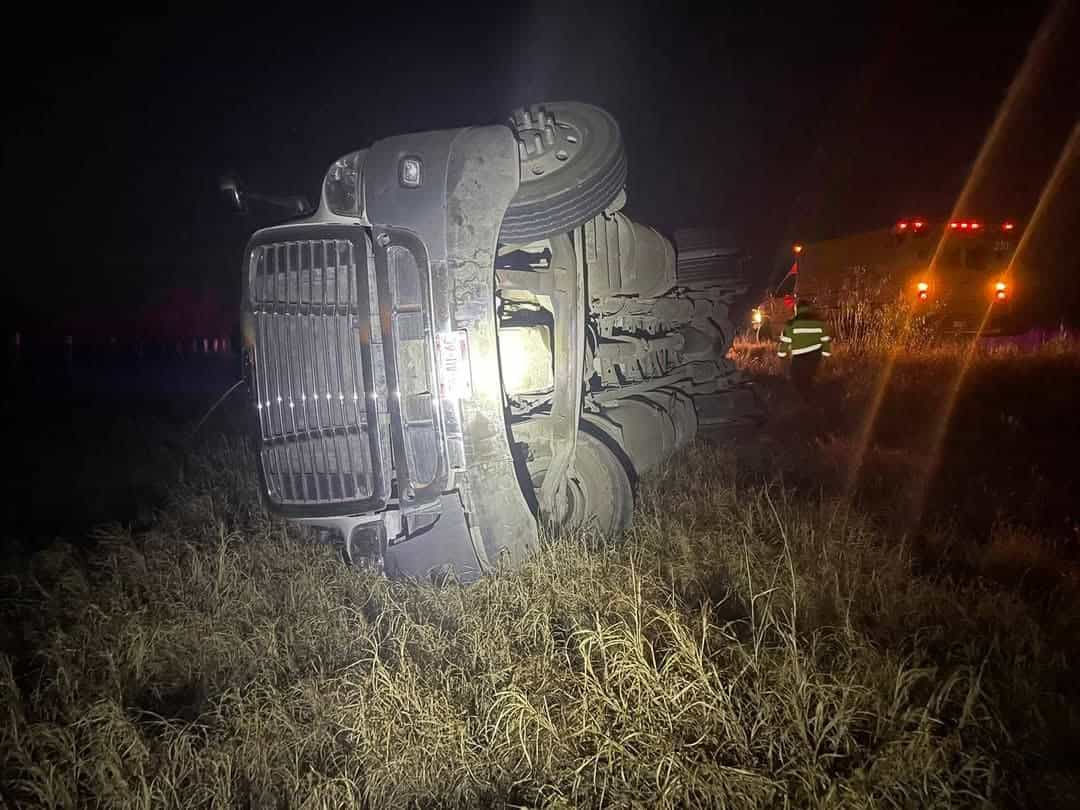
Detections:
777,301,832,399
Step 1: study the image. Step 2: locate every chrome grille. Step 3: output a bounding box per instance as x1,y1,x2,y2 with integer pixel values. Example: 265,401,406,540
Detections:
249,236,382,508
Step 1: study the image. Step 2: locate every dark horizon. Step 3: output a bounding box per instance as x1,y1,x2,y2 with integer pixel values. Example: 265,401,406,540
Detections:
6,1,1078,338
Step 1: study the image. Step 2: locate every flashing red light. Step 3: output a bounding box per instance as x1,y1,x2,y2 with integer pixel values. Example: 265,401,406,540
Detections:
960,222,969,229
1003,222,1015,231
949,222,959,229
918,290,929,301
970,222,981,230
996,290,1007,301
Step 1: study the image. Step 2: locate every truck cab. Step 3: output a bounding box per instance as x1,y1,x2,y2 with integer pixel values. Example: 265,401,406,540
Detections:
239,103,759,582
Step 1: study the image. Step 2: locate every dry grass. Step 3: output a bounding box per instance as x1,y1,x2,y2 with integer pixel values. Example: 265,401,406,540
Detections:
2,416,1078,807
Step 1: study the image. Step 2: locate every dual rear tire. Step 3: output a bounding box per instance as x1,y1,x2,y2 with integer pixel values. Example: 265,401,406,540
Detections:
558,430,634,538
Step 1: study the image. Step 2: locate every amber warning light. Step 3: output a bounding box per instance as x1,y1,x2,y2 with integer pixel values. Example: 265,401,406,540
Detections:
994,281,1008,302
916,281,929,301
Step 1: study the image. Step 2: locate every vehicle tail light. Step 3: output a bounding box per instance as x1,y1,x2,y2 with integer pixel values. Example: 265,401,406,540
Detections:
1002,222,1015,231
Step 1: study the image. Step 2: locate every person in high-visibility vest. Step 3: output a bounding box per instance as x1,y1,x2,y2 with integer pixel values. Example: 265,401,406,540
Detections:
777,302,832,398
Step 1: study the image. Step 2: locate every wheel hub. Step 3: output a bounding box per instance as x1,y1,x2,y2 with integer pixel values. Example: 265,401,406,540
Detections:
510,105,583,180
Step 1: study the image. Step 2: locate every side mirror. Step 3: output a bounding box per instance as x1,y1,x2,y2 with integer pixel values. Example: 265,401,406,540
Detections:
219,174,247,213
219,174,311,218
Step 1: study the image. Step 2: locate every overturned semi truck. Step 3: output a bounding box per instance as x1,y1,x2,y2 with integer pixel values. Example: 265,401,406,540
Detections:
240,102,760,581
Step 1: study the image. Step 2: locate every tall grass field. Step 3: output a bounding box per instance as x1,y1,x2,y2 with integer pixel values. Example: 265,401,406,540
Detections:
2,339,1078,808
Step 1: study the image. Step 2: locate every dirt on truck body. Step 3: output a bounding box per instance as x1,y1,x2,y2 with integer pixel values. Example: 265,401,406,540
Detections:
240,102,760,581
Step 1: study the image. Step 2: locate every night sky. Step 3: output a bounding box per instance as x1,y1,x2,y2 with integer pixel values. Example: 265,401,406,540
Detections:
6,1,1078,340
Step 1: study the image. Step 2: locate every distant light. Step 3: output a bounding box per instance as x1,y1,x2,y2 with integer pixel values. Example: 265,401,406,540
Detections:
918,290,929,301
996,290,1007,301
917,281,929,292
913,220,925,228
995,281,1007,291
1003,222,1015,231
751,307,763,326
897,221,909,230
793,243,804,254
950,222,959,229
960,222,970,229
970,221,981,230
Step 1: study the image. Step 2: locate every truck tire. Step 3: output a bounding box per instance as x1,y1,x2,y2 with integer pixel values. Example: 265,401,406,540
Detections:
561,429,634,538
500,102,627,244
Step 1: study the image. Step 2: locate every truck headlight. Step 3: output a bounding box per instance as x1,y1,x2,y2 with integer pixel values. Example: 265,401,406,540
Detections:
323,151,365,216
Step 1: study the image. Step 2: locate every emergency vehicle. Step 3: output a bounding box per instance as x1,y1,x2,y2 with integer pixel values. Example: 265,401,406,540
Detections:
752,219,1023,337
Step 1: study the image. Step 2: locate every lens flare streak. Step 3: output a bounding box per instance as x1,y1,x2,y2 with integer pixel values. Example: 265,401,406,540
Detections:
911,125,1078,524
843,3,1068,502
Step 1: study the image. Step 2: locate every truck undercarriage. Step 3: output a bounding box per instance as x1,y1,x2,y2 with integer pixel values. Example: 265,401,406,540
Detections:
241,103,760,582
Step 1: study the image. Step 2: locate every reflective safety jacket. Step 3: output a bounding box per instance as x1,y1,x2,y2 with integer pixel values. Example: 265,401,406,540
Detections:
777,316,833,358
